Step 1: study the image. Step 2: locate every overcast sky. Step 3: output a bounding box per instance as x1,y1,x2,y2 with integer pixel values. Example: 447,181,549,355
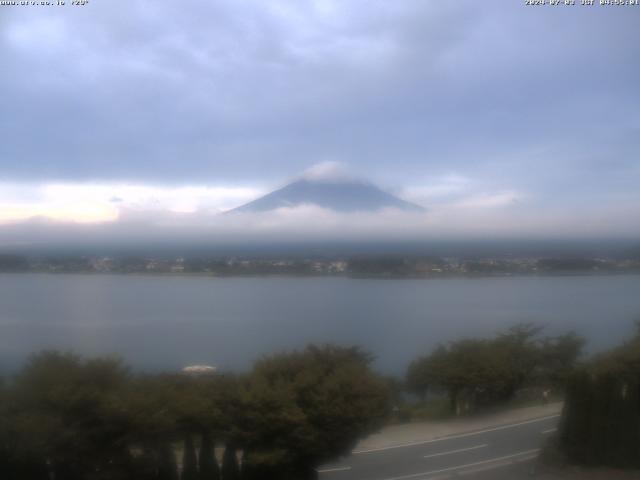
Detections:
0,0,638,242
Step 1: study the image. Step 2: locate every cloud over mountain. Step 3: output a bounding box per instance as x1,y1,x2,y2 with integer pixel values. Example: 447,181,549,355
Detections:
0,1,638,241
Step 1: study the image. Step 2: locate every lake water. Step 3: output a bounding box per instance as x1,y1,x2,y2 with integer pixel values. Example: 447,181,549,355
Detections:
1,273,639,375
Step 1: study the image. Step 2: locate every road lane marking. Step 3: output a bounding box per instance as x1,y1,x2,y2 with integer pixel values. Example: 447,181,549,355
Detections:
317,466,352,473
423,444,488,459
353,414,560,454
459,452,538,475
515,453,540,462
458,460,512,475
379,449,540,480
541,428,557,434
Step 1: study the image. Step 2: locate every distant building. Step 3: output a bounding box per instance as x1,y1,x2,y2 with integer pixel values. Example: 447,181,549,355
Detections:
330,261,347,273
182,365,217,376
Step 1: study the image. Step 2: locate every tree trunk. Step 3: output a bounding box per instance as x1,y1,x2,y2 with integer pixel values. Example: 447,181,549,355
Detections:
157,442,179,480
221,443,240,480
198,433,220,480
448,388,459,414
182,434,199,480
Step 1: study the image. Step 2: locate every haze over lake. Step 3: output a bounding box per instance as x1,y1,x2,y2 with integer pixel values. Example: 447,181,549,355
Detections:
1,274,639,375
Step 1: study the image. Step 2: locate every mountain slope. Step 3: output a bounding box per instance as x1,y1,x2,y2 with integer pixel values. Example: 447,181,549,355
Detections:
230,179,425,213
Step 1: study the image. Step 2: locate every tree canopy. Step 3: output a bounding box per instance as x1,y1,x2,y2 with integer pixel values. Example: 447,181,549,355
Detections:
238,345,390,479
0,345,390,480
406,324,584,414
559,329,640,468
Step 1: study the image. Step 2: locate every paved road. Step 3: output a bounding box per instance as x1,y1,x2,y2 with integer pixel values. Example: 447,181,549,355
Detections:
317,414,560,480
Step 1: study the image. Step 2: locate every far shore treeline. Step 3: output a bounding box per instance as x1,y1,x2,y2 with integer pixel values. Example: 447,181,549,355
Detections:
1,324,639,479
1,253,640,277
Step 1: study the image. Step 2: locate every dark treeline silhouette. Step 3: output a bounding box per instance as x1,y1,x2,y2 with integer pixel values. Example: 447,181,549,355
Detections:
406,324,585,414
0,345,389,480
0,255,29,272
559,326,640,468
3,325,637,477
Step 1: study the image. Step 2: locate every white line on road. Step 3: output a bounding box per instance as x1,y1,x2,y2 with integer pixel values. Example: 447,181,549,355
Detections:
352,414,560,454
379,449,540,480
541,428,557,434
457,459,513,476
317,466,352,473
423,444,488,459
458,452,539,476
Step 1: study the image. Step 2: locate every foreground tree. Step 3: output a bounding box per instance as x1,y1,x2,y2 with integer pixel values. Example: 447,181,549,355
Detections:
536,332,585,388
1,346,391,480
559,329,640,468
7,352,134,480
406,324,584,413
238,345,390,479
124,374,185,479
405,356,433,402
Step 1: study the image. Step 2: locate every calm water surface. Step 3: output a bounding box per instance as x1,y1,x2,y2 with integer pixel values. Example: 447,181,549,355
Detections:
1,274,639,374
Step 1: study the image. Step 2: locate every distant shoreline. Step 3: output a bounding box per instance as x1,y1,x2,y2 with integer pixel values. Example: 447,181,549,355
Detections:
1,270,640,279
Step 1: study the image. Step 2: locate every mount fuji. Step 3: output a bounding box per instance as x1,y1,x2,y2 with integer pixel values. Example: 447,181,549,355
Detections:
230,176,425,214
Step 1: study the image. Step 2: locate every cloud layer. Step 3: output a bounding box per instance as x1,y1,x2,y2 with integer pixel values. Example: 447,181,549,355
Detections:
1,1,638,241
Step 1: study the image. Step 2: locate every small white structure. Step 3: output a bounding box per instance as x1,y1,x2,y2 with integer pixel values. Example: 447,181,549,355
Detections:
182,365,217,376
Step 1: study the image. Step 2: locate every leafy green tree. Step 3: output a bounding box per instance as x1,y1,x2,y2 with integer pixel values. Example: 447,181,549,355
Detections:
559,330,640,468
405,357,432,401
1,373,50,480
124,374,184,480
407,340,514,413
9,351,134,479
493,323,544,397
238,345,390,479
537,332,585,389
2,346,391,480
406,324,582,414
605,377,639,467
559,370,592,462
126,372,232,480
